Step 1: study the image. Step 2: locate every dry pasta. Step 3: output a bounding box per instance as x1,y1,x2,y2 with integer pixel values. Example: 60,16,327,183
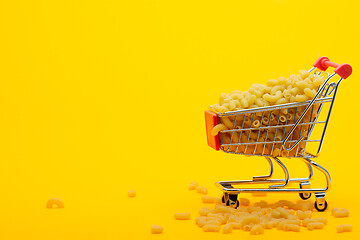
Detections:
239,198,250,206
46,198,64,208
174,212,191,220
151,225,163,234
190,188,349,236
199,207,212,216
337,224,352,233
250,224,264,235
307,222,325,230
222,223,233,234
211,70,324,157
331,208,350,218
196,186,208,195
202,224,221,232
283,223,301,232
296,210,312,220
202,196,217,204
302,218,327,227
188,181,198,190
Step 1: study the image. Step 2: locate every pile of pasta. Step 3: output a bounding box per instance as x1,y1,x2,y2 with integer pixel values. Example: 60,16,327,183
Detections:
211,70,325,157
195,196,352,234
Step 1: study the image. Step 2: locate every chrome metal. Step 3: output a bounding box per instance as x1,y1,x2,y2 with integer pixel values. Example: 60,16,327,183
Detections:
282,73,337,151
216,158,330,194
253,157,273,181
305,161,313,180
210,63,343,211
316,78,343,155
211,97,332,117
315,192,326,209
303,158,331,191
269,158,289,188
213,70,341,158
300,181,311,198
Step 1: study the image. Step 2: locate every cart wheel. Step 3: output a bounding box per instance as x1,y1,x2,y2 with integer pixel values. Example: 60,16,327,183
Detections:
299,192,311,200
226,199,239,209
314,200,328,212
221,195,226,204
225,194,239,208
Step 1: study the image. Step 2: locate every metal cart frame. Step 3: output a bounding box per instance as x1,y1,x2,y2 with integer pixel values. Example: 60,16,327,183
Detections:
205,57,352,211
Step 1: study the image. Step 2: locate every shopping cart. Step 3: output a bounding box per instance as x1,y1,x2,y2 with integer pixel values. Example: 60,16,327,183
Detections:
205,57,352,211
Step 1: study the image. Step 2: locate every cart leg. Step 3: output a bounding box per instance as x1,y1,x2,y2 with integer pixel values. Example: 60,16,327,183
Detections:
220,184,239,208
297,161,313,196
303,158,331,191
222,192,229,203
304,161,313,181
303,158,330,211
314,192,328,212
269,157,289,188
299,181,311,200
253,157,274,181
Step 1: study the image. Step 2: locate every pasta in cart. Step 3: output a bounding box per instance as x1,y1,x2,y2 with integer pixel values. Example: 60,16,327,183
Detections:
205,57,352,211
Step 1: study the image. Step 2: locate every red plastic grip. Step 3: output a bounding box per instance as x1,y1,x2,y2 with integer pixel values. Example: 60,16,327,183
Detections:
313,56,352,79
205,110,220,151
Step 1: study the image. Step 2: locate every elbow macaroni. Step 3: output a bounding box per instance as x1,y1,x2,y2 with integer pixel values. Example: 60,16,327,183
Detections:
46,198,64,208
331,208,350,218
250,224,264,235
151,225,163,234
211,70,324,157
337,224,352,233
307,222,325,230
192,190,350,236
174,212,191,220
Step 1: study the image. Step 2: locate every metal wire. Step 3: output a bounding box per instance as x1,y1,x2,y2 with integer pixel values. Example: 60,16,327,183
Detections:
213,70,342,158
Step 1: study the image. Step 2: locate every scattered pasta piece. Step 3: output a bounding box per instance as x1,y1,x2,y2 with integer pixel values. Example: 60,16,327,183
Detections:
253,200,268,208
239,198,250,206
307,222,325,231
241,215,260,227
199,207,212,216
230,222,242,229
202,224,221,232
302,218,327,227
250,224,264,235
198,218,222,227
186,183,351,236
207,213,227,224
196,186,208,195
296,210,312,220
202,196,217,204
283,223,301,232
128,190,136,197
277,220,301,230
188,181,198,190
276,207,290,218
174,212,191,220
151,225,163,234
331,208,350,218
223,223,233,234
287,214,299,220
46,198,64,209
337,224,352,233
263,221,274,229
214,204,233,214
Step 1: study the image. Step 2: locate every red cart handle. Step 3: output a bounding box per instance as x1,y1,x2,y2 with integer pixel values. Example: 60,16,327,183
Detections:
313,57,352,79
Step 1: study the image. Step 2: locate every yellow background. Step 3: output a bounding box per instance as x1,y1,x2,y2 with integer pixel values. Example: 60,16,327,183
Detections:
0,0,359,239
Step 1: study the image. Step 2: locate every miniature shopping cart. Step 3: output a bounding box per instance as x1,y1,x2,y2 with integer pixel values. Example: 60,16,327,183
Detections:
205,57,352,211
